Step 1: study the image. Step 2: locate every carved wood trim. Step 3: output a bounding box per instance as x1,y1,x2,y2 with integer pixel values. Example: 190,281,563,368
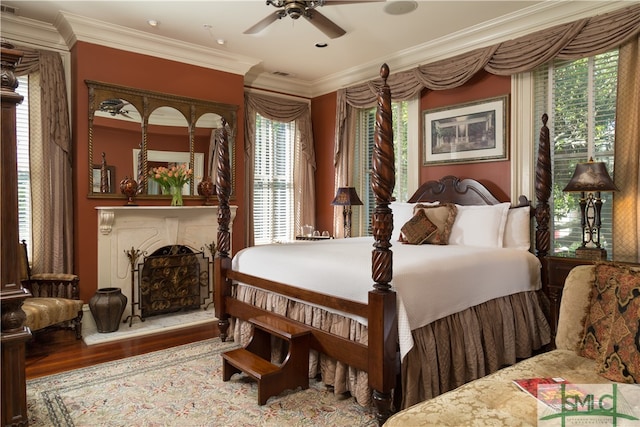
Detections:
1,41,31,427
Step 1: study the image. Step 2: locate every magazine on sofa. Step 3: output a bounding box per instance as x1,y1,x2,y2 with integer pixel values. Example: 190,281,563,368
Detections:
513,377,588,411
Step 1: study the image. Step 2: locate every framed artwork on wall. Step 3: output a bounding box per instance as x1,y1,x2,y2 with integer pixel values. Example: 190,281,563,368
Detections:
92,165,115,193
423,95,508,165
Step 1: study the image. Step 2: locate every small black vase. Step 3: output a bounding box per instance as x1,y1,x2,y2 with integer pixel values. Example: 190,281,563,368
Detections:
89,287,128,333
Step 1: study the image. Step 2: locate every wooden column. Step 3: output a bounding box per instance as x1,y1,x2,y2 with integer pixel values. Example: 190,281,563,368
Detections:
1,42,31,427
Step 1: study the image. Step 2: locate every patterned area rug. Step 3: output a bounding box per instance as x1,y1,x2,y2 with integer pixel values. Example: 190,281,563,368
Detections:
27,338,377,426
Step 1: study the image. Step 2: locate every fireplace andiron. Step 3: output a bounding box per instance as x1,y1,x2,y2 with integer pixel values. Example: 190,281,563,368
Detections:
123,247,145,326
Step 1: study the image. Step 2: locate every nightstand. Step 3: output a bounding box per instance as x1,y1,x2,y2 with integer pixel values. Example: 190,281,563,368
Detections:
544,255,597,343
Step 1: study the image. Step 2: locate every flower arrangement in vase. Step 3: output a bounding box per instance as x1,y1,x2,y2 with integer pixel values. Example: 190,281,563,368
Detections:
148,164,193,206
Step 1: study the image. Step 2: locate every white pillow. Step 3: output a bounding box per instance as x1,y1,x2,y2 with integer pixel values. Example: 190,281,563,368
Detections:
390,201,438,242
449,202,510,248
503,205,531,250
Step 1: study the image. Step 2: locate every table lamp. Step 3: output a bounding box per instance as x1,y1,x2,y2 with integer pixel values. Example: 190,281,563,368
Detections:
562,158,618,260
331,187,363,238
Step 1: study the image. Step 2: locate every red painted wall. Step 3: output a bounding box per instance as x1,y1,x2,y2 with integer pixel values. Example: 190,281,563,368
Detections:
72,42,245,301
419,71,511,200
311,91,337,234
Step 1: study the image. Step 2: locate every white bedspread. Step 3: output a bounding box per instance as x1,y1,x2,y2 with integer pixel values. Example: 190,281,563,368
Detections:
232,237,541,358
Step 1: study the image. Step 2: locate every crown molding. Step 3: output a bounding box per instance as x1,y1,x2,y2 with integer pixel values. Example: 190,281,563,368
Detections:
244,70,315,99
56,11,260,77
0,13,67,51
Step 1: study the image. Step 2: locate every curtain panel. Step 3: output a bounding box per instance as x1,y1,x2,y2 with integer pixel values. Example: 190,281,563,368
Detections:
612,34,640,263
15,47,74,274
244,92,316,246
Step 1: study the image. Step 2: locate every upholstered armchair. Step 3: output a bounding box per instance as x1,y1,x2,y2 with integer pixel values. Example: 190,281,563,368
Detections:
19,241,83,339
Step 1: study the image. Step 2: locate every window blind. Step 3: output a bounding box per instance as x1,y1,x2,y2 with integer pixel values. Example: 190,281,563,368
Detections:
533,50,618,255
253,114,295,244
16,75,31,253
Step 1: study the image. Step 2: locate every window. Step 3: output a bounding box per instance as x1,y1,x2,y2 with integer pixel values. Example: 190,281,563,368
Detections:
354,101,409,235
534,50,618,255
16,75,32,253
253,114,296,244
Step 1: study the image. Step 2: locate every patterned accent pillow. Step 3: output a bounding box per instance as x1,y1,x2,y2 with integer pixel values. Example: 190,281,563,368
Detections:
400,209,438,245
578,263,619,360
413,203,457,245
597,265,640,383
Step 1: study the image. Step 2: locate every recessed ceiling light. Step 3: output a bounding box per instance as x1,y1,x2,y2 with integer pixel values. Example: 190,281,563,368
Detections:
217,39,226,45
147,19,159,27
315,43,328,48
383,1,418,16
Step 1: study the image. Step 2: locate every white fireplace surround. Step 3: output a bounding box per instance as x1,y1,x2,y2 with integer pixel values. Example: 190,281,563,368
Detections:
95,206,237,324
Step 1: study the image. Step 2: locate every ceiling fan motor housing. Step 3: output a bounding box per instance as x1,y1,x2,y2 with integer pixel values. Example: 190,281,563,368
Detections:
285,2,306,19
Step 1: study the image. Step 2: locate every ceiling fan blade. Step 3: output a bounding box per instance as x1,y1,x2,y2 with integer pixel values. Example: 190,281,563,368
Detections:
304,9,346,39
243,12,281,35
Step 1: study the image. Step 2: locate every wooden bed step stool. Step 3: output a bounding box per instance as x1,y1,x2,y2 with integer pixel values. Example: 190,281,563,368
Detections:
222,314,311,405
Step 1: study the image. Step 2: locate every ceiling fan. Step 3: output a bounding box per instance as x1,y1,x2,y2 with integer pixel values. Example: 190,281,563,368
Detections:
244,0,383,39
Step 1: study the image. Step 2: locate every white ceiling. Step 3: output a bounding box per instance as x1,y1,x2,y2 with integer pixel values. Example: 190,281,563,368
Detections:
0,1,631,97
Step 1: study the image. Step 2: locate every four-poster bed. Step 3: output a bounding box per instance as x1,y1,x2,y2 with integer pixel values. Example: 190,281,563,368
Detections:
213,64,553,425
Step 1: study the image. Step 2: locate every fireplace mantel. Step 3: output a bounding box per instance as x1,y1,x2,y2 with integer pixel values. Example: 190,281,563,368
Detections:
95,205,237,320
96,206,233,235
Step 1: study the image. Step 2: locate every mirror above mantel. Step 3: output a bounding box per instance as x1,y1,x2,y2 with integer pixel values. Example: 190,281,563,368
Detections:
87,80,237,200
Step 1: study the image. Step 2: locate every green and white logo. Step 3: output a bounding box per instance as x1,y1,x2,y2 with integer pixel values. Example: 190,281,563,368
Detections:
537,383,640,426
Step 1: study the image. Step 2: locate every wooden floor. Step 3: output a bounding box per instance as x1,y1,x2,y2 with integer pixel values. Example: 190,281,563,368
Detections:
25,323,219,380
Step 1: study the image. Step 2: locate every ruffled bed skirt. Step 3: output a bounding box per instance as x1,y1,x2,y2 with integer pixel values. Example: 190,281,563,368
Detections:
230,285,550,410
401,290,550,409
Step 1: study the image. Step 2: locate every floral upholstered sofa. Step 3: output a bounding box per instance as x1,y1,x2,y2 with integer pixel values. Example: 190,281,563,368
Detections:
384,263,640,426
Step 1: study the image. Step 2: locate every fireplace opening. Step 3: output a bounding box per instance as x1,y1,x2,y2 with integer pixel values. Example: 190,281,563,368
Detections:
138,245,211,319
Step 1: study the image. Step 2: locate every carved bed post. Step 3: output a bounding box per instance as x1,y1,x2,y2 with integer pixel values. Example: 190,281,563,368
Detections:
535,113,551,260
534,114,554,328
213,119,232,341
369,63,398,425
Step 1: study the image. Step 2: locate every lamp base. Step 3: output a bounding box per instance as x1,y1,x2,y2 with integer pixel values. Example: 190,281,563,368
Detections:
575,247,607,261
